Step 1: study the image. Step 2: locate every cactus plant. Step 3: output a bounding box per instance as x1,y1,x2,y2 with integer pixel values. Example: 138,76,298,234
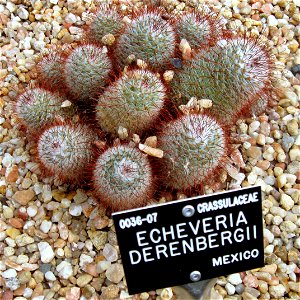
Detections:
170,35,274,123
96,69,166,136
64,44,112,101
16,88,76,132
86,5,123,45
173,10,220,49
157,113,228,191
36,48,66,91
114,8,176,70
36,124,96,182
92,144,154,211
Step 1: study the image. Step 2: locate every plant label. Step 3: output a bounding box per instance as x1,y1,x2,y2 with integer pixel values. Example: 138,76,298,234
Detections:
112,186,264,294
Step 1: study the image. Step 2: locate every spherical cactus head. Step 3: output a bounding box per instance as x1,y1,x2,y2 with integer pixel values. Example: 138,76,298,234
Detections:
92,145,154,211
64,44,112,101
171,34,274,123
174,10,220,49
36,124,96,183
36,48,66,91
86,5,123,45
16,88,76,132
96,69,166,136
114,8,176,70
157,113,227,191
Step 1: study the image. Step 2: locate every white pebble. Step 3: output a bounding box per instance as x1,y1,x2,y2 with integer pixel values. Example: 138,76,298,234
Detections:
79,253,93,267
267,15,278,26
289,148,300,161
45,271,56,281
103,243,118,262
32,296,45,300
264,244,274,254
263,228,274,243
280,194,294,211
65,13,77,23
69,203,82,216
23,288,33,298
248,121,260,134
280,220,297,233
269,284,286,298
225,282,235,295
40,220,52,233
247,172,257,184
2,153,14,167
7,2,17,12
38,242,55,263
272,215,283,225
56,248,64,257
2,268,17,278
96,260,111,273
16,255,29,264
17,7,29,19
61,198,71,208
227,273,242,285
27,206,38,217
56,261,73,279
243,141,251,149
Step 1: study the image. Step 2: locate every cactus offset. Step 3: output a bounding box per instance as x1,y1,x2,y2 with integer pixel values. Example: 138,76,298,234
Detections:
174,10,220,49
16,88,76,132
36,49,66,91
96,69,166,136
114,8,176,70
171,34,274,123
64,44,112,101
87,5,123,45
36,124,96,182
157,113,228,191
92,145,154,211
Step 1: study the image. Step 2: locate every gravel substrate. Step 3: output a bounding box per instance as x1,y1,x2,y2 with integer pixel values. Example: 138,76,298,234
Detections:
0,0,299,299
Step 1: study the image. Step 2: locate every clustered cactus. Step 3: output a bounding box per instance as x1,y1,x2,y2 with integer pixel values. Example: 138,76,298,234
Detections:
171,35,274,123
93,145,154,210
15,2,275,211
96,69,166,136
157,114,228,191
36,124,96,183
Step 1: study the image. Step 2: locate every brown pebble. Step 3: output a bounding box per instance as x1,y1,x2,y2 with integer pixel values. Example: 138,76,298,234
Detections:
288,248,300,263
101,285,119,299
243,274,258,288
0,290,13,300
84,263,98,277
248,137,257,146
8,217,24,229
268,276,280,286
241,292,257,300
15,208,28,221
14,284,26,296
13,190,35,205
294,184,300,190
275,162,286,171
2,121,12,129
260,264,277,274
246,146,262,159
6,165,19,183
256,160,270,170
66,287,80,300
32,283,43,298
